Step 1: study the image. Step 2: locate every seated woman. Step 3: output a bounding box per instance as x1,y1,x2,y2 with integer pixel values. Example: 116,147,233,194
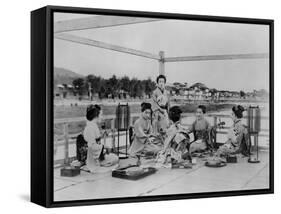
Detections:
216,105,249,157
189,105,212,153
128,102,163,157
156,106,191,165
83,104,119,173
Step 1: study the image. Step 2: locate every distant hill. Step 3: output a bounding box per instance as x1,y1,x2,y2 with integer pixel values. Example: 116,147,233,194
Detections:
189,82,208,90
54,67,83,86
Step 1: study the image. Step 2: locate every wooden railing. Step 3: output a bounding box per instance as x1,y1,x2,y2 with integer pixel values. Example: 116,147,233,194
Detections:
54,113,269,167
54,113,140,166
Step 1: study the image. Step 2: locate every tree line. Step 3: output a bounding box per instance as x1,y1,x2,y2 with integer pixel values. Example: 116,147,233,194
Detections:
72,75,156,99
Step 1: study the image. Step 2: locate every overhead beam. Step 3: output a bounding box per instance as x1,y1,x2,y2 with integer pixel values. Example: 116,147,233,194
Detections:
55,33,161,60
164,53,269,62
54,16,160,33
55,33,269,63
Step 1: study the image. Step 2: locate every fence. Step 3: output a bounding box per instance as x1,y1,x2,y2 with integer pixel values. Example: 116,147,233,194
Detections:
54,113,269,167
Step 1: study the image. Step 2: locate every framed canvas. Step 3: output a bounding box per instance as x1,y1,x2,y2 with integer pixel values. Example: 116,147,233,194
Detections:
31,5,274,208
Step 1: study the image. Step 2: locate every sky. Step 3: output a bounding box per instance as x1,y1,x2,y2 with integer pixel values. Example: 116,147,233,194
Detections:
54,13,269,92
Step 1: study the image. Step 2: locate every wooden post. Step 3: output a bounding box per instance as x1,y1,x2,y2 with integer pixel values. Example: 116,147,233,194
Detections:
111,129,116,153
159,51,165,75
63,123,69,165
213,116,217,144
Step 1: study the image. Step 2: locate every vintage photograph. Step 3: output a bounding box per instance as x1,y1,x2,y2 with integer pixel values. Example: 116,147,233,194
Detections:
53,12,270,202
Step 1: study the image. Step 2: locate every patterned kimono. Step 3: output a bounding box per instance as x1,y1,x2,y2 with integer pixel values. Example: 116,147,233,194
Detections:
83,120,118,173
217,119,249,156
156,122,190,164
128,115,163,156
189,118,211,153
151,86,170,134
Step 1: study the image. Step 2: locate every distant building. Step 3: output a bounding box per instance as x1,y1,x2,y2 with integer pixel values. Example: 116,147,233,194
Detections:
188,83,209,100
54,84,76,99
166,81,249,101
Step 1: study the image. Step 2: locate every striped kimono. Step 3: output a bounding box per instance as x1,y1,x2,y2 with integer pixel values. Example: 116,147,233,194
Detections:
128,115,163,156
151,86,170,134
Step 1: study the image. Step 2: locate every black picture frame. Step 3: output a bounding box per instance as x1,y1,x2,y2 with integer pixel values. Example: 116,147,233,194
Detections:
31,5,274,208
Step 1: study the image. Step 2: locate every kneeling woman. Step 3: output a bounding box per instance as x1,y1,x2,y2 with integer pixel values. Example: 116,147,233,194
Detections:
189,105,211,153
83,104,119,173
156,106,191,164
129,102,163,156
216,105,249,156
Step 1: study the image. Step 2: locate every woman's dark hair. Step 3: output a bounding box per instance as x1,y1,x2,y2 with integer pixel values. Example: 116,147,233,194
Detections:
141,102,152,112
156,75,166,83
169,106,182,123
86,104,101,121
232,105,245,119
198,105,207,114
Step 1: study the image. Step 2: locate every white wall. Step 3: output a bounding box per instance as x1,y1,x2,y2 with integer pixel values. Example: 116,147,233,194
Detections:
0,0,279,213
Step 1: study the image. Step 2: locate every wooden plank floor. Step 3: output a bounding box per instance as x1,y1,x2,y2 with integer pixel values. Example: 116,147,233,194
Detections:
54,149,270,202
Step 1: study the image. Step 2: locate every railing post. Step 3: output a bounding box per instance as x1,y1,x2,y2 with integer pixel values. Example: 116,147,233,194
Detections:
63,123,69,165
110,119,116,153
111,128,116,153
213,116,217,144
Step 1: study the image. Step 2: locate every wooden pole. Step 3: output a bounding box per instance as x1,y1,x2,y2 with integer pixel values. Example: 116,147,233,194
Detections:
164,53,269,63
159,51,165,75
63,123,69,165
110,119,116,153
213,116,217,144
111,129,116,153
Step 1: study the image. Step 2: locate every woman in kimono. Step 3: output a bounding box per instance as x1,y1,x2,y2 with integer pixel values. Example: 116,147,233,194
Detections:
189,105,212,153
83,104,119,173
156,106,191,165
151,75,170,135
216,105,249,156
128,102,163,157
